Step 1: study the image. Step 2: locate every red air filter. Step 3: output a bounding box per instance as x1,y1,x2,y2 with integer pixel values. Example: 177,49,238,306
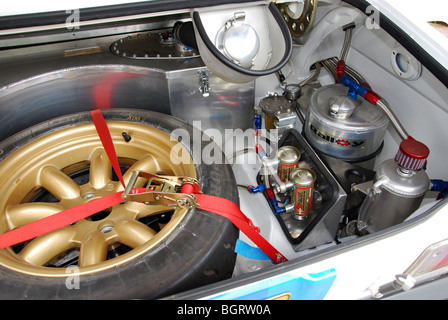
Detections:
395,137,430,170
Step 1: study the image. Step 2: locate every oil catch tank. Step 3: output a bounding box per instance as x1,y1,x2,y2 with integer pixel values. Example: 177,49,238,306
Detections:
357,138,430,234
304,84,389,163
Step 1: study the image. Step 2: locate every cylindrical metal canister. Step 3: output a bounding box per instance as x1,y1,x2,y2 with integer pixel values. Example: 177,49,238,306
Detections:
290,168,316,220
357,158,430,233
304,84,389,163
277,146,301,182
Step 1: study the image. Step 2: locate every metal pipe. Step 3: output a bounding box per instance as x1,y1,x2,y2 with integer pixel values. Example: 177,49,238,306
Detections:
376,99,410,140
321,59,338,80
266,187,286,215
257,144,283,187
299,62,322,87
326,57,367,85
339,74,411,141
340,27,353,62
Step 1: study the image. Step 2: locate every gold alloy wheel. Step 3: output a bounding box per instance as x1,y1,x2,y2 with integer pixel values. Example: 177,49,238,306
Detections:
0,120,196,277
277,0,318,38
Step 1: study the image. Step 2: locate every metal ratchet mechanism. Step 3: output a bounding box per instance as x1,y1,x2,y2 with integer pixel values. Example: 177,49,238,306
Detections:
121,170,201,209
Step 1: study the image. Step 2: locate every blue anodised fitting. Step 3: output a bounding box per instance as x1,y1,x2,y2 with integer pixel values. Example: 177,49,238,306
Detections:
339,74,369,101
266,187,286,215
248,184,266,194
269,198,286,215
431,179,448,199
254,114,262,130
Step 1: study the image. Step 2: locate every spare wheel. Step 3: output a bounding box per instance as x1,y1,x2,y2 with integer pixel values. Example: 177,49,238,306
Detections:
0,109,239,299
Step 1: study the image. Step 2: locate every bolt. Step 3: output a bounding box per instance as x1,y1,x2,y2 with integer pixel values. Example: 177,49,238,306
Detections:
100,225,114,234
83,192,95,199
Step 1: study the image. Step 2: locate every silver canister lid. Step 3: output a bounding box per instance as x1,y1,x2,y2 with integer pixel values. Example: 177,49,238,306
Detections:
277,146,301,164
290,168,316,187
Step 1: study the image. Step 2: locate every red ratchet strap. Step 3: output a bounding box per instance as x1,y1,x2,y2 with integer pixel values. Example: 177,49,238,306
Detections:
0,193,124,249
180,184,287,264
90,110,126,188
0,110,287,264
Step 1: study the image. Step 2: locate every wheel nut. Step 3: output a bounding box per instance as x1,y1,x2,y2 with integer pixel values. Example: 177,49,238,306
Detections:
100,225,114,234
83,192,95,199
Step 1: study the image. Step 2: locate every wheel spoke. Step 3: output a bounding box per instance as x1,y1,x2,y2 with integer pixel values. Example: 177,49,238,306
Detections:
39,166,81,200
115,219,156,248
89,149,112,189
78,231,108,267
18,227,76,266
5,203,64,229
122,155,161,189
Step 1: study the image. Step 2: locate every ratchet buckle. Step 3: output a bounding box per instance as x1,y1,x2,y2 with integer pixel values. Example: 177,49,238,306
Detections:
121,170,201,209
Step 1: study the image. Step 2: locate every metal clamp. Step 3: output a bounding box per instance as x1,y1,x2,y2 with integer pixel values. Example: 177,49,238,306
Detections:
122,170,201,209
198,70,210,97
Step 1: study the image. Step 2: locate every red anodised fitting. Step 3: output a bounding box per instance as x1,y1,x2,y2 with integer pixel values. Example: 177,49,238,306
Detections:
336,60,346,80
266,187,275,199
364,90,381,105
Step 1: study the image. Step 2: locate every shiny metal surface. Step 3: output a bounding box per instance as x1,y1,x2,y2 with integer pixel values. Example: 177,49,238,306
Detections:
167,67,255,134
0,10,192,48
215,13,260,69
277,145,300,182
329,95,356,119
0,28,254,142
290,167,316,187
305,84,389,162
0,65,169,142
259,93,297,132
290,168,316,219
192,2,292,83
111,31,199,59
358,159,430,234
275,129,347,251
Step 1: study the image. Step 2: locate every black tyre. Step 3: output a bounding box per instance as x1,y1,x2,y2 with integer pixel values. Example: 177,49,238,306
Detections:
0,109,239,299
